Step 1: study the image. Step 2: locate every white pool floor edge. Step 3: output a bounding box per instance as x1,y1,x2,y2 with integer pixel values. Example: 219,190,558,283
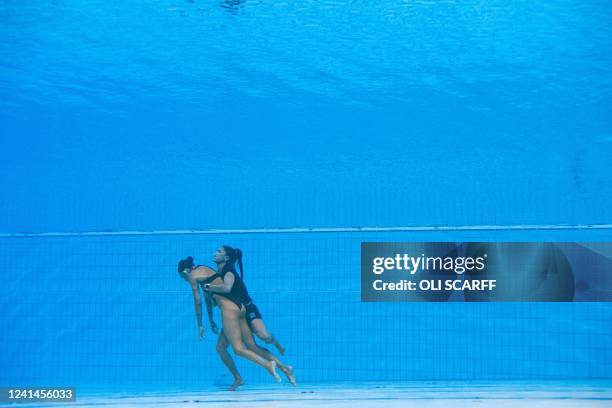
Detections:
6,380,612,408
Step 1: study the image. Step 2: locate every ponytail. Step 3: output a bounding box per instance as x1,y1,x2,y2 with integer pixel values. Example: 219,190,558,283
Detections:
235,248,244,279
221,245,244,279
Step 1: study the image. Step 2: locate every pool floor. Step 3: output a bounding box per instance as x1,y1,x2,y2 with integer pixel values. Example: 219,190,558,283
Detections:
15,380,612,407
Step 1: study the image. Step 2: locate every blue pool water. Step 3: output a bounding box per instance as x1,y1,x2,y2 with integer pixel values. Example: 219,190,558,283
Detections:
0,0,611,400
0,0,611,232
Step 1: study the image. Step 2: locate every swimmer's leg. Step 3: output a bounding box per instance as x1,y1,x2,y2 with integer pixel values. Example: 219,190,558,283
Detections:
250,318,286,356
223,305,281,382
216,330,244,391
241,321,296,386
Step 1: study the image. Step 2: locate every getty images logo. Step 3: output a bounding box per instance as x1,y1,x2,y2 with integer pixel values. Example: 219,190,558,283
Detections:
371,253,487,275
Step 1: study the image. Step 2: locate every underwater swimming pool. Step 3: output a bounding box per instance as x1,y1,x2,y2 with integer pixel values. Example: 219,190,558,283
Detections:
1,228,611,394
1,0,611,405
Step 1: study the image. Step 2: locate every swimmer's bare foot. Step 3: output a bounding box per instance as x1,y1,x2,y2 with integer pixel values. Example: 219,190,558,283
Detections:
266,361,282,382
280,365,296,386
228,378,244,391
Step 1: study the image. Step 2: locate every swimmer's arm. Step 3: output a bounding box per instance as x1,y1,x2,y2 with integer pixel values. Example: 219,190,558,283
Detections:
206,272,234,294
190,281,204,330
204,293,219,333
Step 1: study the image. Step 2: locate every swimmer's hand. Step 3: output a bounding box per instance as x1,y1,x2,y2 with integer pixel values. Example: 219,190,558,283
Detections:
198,325,205,340
211,321,219,334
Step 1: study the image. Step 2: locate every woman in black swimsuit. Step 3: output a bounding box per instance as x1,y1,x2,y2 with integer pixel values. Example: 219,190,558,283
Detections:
177,257,221,339
178,256,295,389
205,246,295,389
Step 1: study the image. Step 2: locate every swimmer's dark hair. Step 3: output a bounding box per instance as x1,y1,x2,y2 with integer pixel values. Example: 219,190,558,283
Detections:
222,245,243,279
177,256,195,276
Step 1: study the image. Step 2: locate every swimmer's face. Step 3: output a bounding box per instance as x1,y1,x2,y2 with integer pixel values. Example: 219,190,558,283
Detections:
179,267,191,281
213,247,229,263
